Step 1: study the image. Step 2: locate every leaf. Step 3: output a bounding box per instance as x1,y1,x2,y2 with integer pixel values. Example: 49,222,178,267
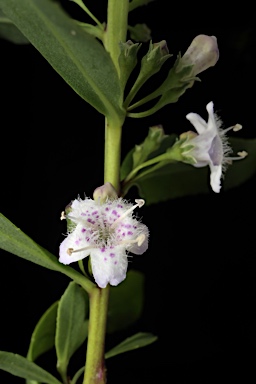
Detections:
27,302,59,363
122,137,256,204
107,270,144,333
0,0,124,120
105,332,157,359
0,10,29,44
55,282,88,378
0,213,95,293
0,213,65,271
0,352,62,384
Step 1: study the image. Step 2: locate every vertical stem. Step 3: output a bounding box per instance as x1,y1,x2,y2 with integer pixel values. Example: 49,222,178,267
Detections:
83,2,129,383
104,117,122,191
83,287,110,384
104,0,129,76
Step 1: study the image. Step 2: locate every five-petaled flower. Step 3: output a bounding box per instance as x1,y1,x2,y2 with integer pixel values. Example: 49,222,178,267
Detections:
181,101,247,193
59,196,149,288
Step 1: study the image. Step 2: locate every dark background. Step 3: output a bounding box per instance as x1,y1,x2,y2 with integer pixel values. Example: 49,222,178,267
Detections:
0,1,256,383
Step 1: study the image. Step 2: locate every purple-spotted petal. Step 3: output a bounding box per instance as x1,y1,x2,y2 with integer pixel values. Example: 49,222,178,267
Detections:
90,245,128,288
59,224,91,264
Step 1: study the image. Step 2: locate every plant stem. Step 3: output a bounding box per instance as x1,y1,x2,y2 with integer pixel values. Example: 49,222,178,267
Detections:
82,2,129,383
104,0,129,76
82,286,110,384
104,117,122,191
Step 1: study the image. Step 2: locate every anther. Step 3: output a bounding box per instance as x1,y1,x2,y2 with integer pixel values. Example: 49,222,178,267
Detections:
60,211,66,220
111,199,145,229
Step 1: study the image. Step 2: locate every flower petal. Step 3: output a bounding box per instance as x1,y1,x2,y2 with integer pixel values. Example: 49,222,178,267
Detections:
59,224,91,265
128,224,149,255
206,101,218,132
209,163,222,193
90,245,128,288
186,112,207,134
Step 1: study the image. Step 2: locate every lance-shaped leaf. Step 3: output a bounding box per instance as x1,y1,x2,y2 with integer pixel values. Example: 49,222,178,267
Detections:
26,302,59,384
0,10,29,44
105,332,157,359
0,0,124,120
56,282,89,380
107,270,144,333
27,302,59,361
0,213,95,293
0,352,62,384
122,137,256,204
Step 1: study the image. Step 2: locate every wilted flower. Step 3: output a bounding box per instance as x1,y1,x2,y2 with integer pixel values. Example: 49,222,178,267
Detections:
179,34,219,76
59,195,149,288
181,101,247,193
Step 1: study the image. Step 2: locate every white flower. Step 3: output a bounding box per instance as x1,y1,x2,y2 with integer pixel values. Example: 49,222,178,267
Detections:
59,197,149,288
184,101,247,193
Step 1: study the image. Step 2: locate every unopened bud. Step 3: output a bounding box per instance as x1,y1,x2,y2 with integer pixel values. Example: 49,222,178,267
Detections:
180,34,219,75
93,182,118,203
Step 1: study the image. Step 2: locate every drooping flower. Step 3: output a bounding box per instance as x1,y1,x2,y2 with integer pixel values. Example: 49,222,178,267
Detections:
180,101,247,193
59,195,149,288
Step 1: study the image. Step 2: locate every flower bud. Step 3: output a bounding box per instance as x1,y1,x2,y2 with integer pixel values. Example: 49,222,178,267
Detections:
179,34,219,75
93,182,118,203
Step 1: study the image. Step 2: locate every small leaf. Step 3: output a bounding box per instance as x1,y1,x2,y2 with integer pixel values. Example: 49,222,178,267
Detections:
105,332,157,359
27,302,59,363
0,10,29,44
56,282,89,379
122,137,256,204
0,351,62,384
107,270,144,333
0,0,124,120
128,23,151,42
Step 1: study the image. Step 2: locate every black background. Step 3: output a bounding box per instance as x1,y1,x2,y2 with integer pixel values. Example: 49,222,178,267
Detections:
0,1,256,383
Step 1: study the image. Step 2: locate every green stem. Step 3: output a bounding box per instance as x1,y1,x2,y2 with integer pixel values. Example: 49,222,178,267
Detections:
104,0,129,76
82,286,110,384
82,3,129,383
104,117,123,191
72,0,103,28
124,153,175,183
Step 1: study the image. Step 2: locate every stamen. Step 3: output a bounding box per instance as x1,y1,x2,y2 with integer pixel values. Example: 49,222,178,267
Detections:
111,199,145,229
233,124,242,132
237,151,248,158
119,234,146,247
60,211,66,220
67,245,92,255
226,151,248,161
223,123,242,134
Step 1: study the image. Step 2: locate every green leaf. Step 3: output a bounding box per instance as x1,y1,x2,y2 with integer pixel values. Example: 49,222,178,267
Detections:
129,0,155,12
0,0,124,120
128,23,151,42
27,302,59,363
122,137,256,204
0,213,65,271
107,270,144,333
105,332,157,359
0,213,95,293
0,352,62,384
0,10,29,44
56,282,88,379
